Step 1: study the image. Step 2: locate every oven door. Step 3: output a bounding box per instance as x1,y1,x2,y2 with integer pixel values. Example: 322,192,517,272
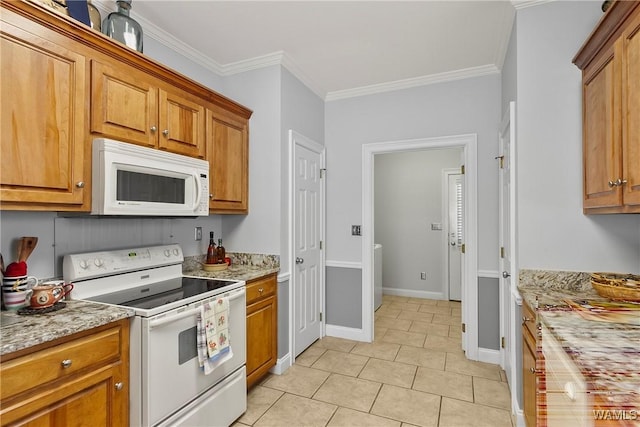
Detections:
141,287,246,426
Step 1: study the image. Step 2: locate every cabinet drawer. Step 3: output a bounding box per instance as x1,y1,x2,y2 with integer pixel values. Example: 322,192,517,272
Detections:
246,274,277,305
0,326,122,401
522,301,538,342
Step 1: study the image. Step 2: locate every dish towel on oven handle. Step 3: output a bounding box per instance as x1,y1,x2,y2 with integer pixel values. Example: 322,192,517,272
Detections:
197,296,233,375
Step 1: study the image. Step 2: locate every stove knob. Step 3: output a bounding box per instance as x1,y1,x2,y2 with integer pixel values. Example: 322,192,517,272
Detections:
79,259,89,269
173,248,179,256
164,249,171,257
94,258,104,268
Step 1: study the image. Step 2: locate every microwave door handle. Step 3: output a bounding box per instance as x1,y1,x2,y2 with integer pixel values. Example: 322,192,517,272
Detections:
193,172,202,212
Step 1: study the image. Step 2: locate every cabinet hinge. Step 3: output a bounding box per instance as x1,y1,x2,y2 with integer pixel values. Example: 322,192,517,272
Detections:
461,243,466,254
461,323,466,333
320,168,326,178
500,246,505,258
320,241,323,250
495,155,504,169
319,312,323,321
460,165,465,175
501,336,505,348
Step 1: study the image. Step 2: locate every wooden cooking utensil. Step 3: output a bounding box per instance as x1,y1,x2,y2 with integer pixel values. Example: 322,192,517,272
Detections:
19,237,38,263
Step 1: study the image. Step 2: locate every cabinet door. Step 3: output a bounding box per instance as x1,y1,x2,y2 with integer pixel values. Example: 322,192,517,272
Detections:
522,331,537,427
2,365,126,427
0,19,87,208
246,296,277,388
91,60,158,148
158,89,206,158
621,10,640,207
207,109,249,214
582,43,622,210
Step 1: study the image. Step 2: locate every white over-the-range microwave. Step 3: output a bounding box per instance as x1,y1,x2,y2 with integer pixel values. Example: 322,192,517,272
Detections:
92,138,210,216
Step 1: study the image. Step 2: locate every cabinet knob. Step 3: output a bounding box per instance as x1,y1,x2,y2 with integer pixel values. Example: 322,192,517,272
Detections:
61,359,72,368
209,194,214,200
150,126,157,132
609,178,628,187
258,287,264,293
529,367,537,374
76,181,85,188
522,316,532,325
162,129,169,136
115,382,124,391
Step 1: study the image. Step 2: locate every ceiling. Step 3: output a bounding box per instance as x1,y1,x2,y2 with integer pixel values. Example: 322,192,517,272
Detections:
99,1,524,100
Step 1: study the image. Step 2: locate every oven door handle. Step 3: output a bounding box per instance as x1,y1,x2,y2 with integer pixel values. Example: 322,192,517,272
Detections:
148,287,245,330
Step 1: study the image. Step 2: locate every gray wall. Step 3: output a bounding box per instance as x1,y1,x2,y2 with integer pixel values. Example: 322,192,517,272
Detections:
277,278,289,359
515,1,640,272
324,74,502,343
477,277,500,350
326,267,362,328
375,149,461,296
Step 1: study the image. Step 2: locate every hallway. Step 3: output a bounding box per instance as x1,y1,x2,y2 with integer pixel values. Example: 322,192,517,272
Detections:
234,295,514,427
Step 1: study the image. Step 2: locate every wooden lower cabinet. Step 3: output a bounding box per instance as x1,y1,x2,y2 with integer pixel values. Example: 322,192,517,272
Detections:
246,273,277,388
522,301,542,427
0,319,130,426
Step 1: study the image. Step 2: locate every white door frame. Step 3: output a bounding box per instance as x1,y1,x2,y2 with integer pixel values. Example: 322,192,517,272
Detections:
362,134,479,359
289,130,326,362
498,102,520,415
442,168,462,301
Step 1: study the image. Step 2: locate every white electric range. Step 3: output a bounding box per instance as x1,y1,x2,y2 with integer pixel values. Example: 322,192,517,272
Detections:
63,244,247,427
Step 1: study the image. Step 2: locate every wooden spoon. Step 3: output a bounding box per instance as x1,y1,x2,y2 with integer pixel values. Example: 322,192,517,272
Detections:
18,237,38,263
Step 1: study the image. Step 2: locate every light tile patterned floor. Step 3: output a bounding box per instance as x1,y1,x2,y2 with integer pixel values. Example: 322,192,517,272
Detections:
234,295,514,427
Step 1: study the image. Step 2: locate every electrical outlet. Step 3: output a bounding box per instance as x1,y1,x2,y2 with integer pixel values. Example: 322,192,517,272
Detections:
351,225,361,236
420,272,427,280
195,227,202,241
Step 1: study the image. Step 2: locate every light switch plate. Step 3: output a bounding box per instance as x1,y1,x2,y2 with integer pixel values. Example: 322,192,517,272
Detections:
431,223,442,231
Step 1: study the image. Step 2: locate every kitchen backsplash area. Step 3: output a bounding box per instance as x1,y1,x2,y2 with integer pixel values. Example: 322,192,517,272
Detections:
0,211,224,279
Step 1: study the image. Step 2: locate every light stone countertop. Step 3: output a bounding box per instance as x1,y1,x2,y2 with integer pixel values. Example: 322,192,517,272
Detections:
0,252,279,357
517,269,640,412
0,300,134,356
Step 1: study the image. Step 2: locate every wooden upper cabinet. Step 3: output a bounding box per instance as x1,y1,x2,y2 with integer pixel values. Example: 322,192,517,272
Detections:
91,60,158,148
1,0,251,212
207,108,249,214
621,9,640,207
91,61,206,158
0,12,88,210
574,1,640,213
158,89,206,158
582,44,620,209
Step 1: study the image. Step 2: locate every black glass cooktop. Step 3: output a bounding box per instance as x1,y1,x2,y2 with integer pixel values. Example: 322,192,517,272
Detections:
88,276,239,311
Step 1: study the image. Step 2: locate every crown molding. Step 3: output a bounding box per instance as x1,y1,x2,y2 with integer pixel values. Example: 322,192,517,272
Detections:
325,64,500,102
511,0,555,11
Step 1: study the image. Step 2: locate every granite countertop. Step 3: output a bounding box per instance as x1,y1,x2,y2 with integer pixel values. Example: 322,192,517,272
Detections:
0,300,134,356
0,252,279,358
182,252,280,282
518,269,640,410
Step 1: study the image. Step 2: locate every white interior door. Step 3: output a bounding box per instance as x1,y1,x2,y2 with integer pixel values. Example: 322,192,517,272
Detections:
292,131,324,357
447,173,463,301
498,102,516,389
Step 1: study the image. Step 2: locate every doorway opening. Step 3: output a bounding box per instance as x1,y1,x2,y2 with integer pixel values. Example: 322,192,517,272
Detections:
362,134,479,359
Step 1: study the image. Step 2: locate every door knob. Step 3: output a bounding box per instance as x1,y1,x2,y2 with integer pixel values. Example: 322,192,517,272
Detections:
502,271,511,278
295,257,304,264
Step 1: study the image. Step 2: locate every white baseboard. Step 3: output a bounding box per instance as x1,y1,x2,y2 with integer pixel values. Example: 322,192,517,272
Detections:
269,353,292,375
382,287,445,300
325,324,368,342
477,347,501,365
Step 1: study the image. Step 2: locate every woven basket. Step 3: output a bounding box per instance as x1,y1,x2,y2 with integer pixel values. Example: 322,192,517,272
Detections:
591,272,640,302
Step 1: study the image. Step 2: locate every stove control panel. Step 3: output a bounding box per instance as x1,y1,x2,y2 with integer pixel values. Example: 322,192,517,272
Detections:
63,244,184,281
